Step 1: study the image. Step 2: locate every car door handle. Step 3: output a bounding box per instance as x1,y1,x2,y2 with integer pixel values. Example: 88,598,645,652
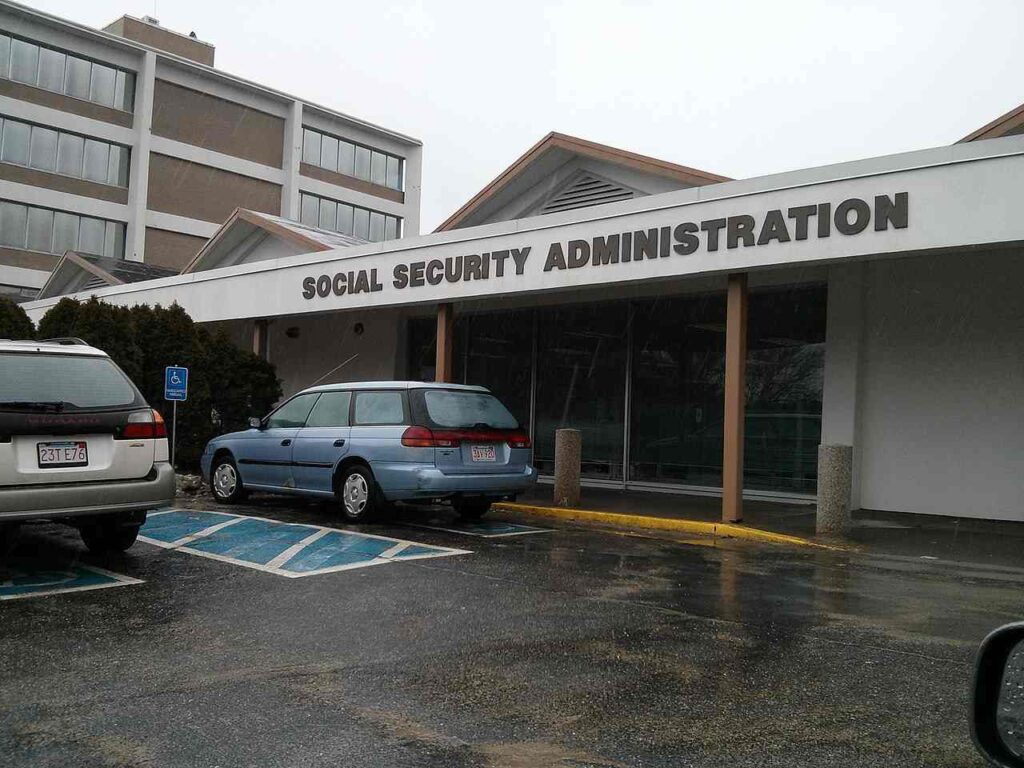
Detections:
281,439,292,446
333,439,346,447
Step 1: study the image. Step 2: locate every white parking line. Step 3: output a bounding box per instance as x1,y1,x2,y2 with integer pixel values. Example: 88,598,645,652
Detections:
166,515,248,548
265,527,332,569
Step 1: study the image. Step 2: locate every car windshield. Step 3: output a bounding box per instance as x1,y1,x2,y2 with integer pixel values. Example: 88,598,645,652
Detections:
0,352,140,411
423,390,518,429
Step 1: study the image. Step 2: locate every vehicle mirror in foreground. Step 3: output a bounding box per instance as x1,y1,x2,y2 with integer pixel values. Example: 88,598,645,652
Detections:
248,417,262,429
972,622,1024,767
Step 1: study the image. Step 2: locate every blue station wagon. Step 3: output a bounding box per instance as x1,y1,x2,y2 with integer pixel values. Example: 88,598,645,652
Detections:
200,382,538,521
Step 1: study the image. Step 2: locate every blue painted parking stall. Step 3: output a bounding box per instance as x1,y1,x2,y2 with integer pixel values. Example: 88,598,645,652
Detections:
139,509,470,577
0,561,141,601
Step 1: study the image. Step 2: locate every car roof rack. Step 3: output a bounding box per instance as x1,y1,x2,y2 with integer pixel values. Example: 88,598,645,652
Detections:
38,337,90,346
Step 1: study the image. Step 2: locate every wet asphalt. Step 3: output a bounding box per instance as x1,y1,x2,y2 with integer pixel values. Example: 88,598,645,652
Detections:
1,493,1018,768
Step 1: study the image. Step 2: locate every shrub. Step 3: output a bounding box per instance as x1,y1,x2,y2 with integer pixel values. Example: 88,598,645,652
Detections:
37,298,281,469
0,297,34,340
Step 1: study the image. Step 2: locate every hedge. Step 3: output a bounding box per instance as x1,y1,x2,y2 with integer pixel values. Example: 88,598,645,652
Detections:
37,298,281,469
0,297,34,340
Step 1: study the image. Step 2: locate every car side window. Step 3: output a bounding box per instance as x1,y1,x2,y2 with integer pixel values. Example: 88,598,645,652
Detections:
305,391,351,428
265,393,319,429
353,391,405,426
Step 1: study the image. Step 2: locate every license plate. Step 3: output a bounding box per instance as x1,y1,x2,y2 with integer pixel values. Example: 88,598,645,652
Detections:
37,441,88,468
470,445,496,462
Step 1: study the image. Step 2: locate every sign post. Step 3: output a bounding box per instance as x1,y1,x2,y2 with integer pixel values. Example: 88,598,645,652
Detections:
164,366,188,468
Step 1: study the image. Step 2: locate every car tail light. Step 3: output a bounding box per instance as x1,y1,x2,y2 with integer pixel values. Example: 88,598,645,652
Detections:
118,409,168,440
401,426,436,447
401,426,531,448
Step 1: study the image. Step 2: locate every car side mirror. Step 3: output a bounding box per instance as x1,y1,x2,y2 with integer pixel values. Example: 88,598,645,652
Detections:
248,417,263,430
972,622,1024,767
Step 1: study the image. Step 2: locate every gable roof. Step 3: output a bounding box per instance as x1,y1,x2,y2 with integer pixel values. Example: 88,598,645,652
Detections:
959,100,1024,143
180,208,367,274
36,251,177,300
436,131,730,232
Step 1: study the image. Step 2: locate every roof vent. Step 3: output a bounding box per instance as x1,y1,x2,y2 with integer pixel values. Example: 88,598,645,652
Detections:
539,173,635,215
142,16,160,25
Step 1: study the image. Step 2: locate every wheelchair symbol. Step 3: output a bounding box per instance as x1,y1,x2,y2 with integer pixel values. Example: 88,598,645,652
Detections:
170,372,182,385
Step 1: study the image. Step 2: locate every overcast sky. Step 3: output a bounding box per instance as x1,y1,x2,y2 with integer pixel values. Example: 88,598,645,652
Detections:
28,0,1024,232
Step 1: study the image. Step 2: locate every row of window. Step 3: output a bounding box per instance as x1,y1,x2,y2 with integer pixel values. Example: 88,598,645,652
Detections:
268,390,404,429
302,127,403,191
300,192,401,243
0,200,125,259
0,116,129,187
0,34,135,112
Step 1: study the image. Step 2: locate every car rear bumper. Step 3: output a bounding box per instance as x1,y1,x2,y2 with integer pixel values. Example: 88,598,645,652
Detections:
374,462,539,501
0,461,176,522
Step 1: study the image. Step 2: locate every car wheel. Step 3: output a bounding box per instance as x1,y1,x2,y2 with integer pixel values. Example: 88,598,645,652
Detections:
453,498,491,520
80,521,141,553
338,464,378,523
211,456,245,504
0,523,21,558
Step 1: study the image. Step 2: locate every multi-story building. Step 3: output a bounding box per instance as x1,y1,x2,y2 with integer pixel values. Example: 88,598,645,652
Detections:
0,1,422,301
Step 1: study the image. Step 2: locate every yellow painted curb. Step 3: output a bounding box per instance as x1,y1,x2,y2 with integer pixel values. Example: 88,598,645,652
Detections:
494,502,840,550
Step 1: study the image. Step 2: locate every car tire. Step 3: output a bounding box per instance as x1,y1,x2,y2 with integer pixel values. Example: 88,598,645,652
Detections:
453,498,491,520
80,521,141,553
0,523,21,558
210,455,245,504
337,464,378,523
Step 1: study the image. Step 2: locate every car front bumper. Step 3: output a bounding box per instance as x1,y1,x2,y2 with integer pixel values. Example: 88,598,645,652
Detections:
374,462,539,501
0,461,176,522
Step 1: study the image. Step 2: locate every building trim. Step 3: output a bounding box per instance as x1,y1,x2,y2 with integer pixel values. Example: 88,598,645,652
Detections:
437,131,731,231
0,95,134,144
0,77,133,128
959,101,1024,143
150,135,286,184
297,176,406,218
299,162,404,204
144,210,219,239
0,178,128,219
0,162,128,204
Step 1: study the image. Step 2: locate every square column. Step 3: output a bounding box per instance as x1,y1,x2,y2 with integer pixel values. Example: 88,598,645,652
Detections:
435,303,454,382
722,272,748,523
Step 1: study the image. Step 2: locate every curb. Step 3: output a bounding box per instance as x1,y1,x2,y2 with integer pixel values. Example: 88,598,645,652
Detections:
494,502,841,550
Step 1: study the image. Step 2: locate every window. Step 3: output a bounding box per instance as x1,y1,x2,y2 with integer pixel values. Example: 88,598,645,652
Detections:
300,127,404,190
26,207,53,252
423,390,518,429
28,126,57,171
0,36,134,111
0,202,27,248
266,393,319,429
302,129,321,165
353,391,405,425
0,200,124,258
0,353,142,411
37,47,65,92
1,119,31,165
10,39,38,84
298,192,401,243
305,391,352,428
0,116,129,186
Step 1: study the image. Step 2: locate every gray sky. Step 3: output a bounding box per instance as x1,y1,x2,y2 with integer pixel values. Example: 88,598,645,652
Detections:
29,0,1024,232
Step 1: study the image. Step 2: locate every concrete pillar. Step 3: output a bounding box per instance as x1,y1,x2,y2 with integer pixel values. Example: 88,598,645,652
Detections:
722,272,748,523
816,444,853,534
553,428,581,507
252,319,269,360
281,101,303,221
435,303,454,382
125,50,155,263
821,263,866,510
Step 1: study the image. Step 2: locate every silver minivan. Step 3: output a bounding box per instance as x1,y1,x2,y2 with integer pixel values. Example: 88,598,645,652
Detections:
201,381,538,522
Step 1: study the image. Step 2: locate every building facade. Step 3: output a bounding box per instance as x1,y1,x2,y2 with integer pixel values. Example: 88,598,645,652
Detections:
0,1,421,300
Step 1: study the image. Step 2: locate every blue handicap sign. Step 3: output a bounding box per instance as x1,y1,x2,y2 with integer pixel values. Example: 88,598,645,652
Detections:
164,366,188,401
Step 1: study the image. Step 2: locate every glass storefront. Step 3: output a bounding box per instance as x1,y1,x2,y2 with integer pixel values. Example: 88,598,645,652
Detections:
406,282,826,495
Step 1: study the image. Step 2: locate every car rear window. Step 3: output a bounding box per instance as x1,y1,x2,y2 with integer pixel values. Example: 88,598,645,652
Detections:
423,390,518,429
0,352,142,411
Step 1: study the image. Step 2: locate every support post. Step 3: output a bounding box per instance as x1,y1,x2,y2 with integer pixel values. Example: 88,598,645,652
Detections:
252,319,269,360
435,303,454,383
554,428,582,507
722,273,748,523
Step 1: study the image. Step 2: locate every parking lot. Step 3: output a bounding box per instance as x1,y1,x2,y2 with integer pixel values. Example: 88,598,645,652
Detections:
0,493,1015,767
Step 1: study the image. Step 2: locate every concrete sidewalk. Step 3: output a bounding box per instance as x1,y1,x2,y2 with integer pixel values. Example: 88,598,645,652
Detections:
502,483,1024,567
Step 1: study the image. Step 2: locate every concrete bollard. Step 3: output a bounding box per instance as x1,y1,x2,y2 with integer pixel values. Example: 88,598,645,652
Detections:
816,444,853,535
553,428,582,507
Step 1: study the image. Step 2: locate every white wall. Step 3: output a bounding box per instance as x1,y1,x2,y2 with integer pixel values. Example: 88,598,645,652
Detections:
857,248,1024,520
264,308,404,397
